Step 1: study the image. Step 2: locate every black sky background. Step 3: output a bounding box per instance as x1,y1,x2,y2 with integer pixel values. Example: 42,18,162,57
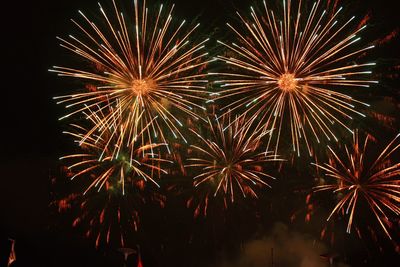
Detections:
1,0,400,266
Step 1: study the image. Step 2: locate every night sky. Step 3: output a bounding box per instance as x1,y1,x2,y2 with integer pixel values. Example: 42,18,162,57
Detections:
2,0,400,266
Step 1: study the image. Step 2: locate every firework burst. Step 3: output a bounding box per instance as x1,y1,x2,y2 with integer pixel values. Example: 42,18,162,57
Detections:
58,105,169,247
60,105,170,195
186,114,283,204
50,0,211,154
313,131,400,239
212,0,378,156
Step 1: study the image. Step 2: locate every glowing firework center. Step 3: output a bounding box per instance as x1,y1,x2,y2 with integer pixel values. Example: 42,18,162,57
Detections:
277,73,297,92
131,79,156,96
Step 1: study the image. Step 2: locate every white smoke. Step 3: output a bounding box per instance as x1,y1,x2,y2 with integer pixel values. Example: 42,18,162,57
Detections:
215,222,350,267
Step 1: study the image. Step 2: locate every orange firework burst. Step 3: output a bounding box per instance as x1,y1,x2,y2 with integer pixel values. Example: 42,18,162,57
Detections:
51,0,211,154
186,114,283,204
58,105,170,247
60,105,171,195
212,0,377,156
313,131,400,239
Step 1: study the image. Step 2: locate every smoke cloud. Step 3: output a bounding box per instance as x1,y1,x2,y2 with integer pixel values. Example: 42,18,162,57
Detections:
215,222,350,267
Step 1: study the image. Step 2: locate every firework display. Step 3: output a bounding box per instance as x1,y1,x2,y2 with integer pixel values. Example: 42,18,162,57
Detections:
212,0,377,156
50,0,210,154
186,115,283,203
48,0,400,261
313,131,400,239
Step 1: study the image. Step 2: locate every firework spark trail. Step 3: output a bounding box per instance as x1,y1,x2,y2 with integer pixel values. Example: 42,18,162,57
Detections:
58,105,170,247
313,131,400,239
71,189,140,248
211,0,378,156
186,114,284,204
61,177,166,248
50,0,212,154
60,105,171,195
